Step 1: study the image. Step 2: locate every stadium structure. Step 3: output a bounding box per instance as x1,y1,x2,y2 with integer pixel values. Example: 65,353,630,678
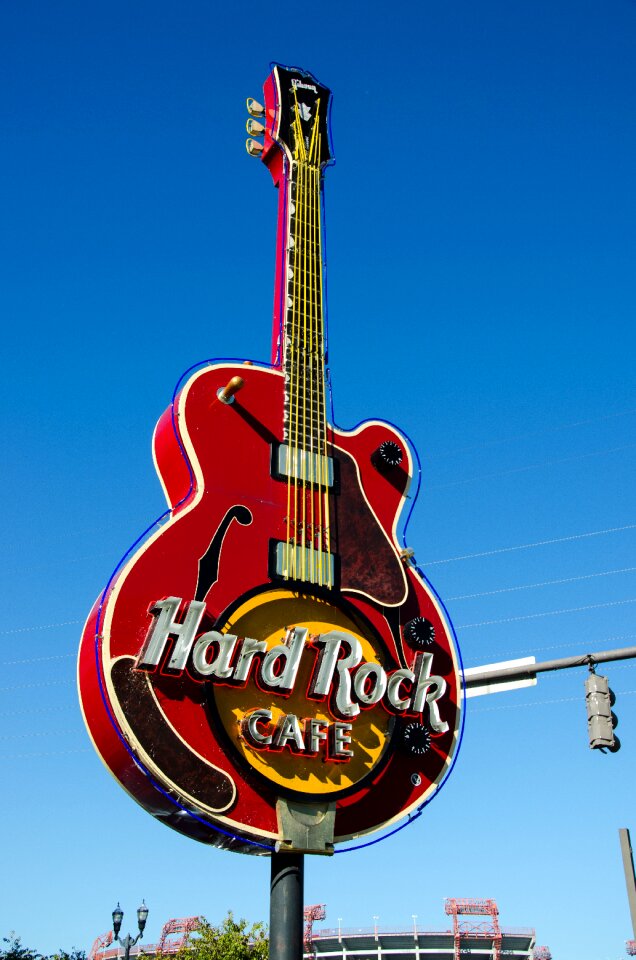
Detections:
306,900,537,960
89,899,542,960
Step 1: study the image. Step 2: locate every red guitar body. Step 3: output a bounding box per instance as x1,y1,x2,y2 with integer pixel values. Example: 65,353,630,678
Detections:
78,65,462,855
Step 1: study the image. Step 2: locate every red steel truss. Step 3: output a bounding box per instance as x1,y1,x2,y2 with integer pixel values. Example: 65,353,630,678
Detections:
156,917,200,954
304,904,327,957
90,918,199,960
444,899,502,960
88,932,113,960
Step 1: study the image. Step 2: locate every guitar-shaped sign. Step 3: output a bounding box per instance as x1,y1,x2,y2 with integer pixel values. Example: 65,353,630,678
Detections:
78,64,463,855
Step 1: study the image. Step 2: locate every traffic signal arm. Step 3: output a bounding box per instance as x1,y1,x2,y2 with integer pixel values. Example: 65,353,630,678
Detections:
465,643,636,753
464,644,636,690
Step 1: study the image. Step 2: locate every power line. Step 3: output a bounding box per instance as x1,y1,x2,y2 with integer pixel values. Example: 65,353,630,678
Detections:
0,705,73,719
0,729,79,742
447,565,636,601
457,596,636,629
3,524,634,641
0,652,75,667
421,521,636,566
469,688,636,714
426,406,636,461
5,628,633,673
0,619,82,636
428,442,636,490
1,748,91,760
462,632,636,666
0,679,74,693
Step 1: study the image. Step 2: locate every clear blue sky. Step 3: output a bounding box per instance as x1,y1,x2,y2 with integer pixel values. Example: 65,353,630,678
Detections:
2,1,635,958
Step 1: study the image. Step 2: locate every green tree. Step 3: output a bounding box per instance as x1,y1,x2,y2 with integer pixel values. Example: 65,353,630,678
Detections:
1,938,85,960
0,935,41,960
175,914,267,960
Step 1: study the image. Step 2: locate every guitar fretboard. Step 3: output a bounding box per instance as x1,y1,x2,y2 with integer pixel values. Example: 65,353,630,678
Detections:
282,154,327,457
270,80,333,587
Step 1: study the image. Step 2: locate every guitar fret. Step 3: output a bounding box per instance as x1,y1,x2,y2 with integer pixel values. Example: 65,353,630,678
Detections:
284,393,326,406
284,398,326,415
286,293,323,305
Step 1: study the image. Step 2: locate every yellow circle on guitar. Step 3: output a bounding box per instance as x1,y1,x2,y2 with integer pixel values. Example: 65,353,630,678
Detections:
213,589,393,797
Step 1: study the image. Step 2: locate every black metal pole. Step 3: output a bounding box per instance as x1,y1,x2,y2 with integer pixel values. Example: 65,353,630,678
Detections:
619,828,636,939
270,852,304,960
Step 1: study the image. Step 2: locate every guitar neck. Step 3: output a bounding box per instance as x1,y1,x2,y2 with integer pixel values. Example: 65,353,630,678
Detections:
256,63,334,453
274,156,327,450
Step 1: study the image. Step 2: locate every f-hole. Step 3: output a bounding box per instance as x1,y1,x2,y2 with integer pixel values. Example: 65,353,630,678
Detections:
195,506,253,602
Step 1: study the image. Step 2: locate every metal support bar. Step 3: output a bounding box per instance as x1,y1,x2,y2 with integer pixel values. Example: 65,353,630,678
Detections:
465,645,636,689
620,828,636,939
276,798,335,855
270,852,304,960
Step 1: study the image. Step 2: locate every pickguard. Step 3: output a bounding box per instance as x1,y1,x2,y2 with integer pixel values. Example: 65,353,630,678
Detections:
335,449,407,606
111,657,236,812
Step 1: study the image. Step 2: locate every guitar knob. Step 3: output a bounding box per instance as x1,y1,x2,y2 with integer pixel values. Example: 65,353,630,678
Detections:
402,721,431,756
403,616,435,649
375,439,403,468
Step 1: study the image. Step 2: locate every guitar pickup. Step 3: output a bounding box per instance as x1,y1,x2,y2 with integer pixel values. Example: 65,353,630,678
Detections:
271,443,334,487
272,541,336,588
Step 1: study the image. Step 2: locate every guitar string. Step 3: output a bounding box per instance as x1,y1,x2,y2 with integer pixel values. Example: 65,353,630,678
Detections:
293,88,302,581
314,125,327,585
304,108,315,583
284,162,294,580
307,146,315,583
287,155,300,580
308,103,320,584
317,110,326,581
317,121,326,581
300,149,308,581
316,132,331,584
288,93,302,580
319,132,330,584
285,93,328,586
284,152,292,578
292,87,307,581
311,160,323,586
289,157,297,580
308,106,323,585
314,147,324,578
292,157,302,580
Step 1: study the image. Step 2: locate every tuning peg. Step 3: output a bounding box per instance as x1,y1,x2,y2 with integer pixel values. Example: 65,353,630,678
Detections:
246,118,265,136
246,138,264,157
246,98,265,117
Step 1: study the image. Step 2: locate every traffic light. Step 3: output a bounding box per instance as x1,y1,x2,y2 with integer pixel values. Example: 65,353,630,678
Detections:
585,672,620,752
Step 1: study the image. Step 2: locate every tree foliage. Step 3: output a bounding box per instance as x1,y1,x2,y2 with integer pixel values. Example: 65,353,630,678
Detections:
0,936,41,960
175,914,268,960
1,936,85,960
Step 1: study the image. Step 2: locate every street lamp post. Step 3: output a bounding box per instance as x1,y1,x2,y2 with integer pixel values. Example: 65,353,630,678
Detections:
112,902,149,960
373,916,379,941
412,915,418,940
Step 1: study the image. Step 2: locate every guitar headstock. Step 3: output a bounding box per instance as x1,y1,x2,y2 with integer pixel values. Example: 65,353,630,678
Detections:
246,64,333,174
